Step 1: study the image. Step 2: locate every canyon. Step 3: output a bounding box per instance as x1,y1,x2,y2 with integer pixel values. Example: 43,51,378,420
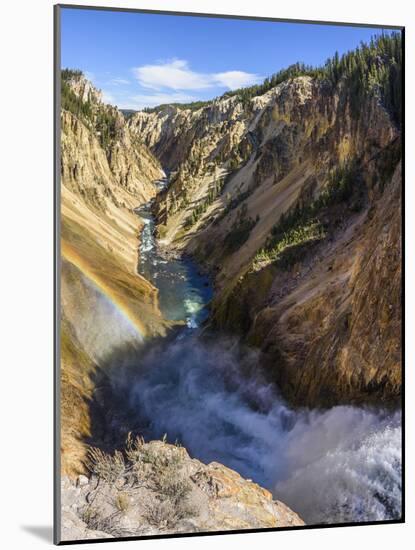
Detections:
128,72,401,408
59,34,402,540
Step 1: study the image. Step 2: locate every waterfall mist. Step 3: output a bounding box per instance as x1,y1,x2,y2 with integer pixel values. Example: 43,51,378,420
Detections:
108,333,401,525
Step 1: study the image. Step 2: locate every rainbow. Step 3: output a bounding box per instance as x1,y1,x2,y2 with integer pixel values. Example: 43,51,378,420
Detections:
61,240,152,338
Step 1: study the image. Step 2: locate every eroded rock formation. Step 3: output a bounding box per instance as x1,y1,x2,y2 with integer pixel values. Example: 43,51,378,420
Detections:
129,73,402,407
60,73,167,476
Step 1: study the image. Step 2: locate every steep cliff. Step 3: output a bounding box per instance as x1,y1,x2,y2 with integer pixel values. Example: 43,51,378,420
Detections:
128,36,402,407
60,72,168,475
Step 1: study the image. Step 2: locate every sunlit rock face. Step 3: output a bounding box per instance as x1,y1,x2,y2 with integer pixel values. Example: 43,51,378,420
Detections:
60,75,168,475
60,439,304,541
61,260,144,363
130,73,401,408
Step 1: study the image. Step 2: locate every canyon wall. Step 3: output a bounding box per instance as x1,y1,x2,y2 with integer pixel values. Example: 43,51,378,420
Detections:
60,73,168,475
129,71,402,407
59,76,304,537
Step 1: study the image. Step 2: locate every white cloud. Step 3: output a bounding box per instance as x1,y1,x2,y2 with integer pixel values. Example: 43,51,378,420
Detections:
214,70,262,89
100,59,263,110
109,78,130,85
133,59,210,90
132,59,262,91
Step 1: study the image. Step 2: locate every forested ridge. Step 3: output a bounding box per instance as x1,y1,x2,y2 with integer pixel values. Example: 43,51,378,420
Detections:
138,33,402,126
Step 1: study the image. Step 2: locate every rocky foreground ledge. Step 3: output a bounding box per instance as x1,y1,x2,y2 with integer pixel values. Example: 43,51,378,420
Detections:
61,438,303,541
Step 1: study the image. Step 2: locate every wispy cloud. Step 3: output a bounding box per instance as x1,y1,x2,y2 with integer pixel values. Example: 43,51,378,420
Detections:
96,59,262,110
214,70,263,89
132,59,262,91
109,78,130,86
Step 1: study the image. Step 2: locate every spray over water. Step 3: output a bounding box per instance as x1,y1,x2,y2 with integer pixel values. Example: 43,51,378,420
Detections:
101,205,402,525
106,331,401,525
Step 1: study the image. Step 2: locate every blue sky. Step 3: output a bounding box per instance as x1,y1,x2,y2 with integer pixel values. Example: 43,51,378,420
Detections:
61,7,391,110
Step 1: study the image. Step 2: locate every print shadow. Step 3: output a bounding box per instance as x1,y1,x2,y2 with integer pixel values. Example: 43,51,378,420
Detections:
21,525,53,543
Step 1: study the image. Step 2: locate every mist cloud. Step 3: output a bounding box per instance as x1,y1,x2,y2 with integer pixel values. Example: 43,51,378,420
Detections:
106,334,401,525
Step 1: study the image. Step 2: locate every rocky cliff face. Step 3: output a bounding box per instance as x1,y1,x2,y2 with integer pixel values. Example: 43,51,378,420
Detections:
229,162,401,407
60,74,167,476
61,77,163,273
129,73,402,407
61,438,303,541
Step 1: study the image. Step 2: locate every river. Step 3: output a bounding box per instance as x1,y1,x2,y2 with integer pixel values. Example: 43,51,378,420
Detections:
113,199,402,526
136,200,212,327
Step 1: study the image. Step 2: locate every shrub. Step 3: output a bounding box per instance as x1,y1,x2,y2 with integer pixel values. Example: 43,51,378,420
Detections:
114,492,130,513
143,499,175,529
153,464,192,502
86,447,125,485
254,221,325,270
81,505,133,537
143,492,197,529
81,436,200,534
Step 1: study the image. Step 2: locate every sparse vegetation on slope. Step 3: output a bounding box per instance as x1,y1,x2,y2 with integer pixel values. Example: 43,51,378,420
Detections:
86,435,198,530
224,203,259,254
61,70,94,120
184,177,226,228
61,69,123,149
253,160,364,270
253,221,325,271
